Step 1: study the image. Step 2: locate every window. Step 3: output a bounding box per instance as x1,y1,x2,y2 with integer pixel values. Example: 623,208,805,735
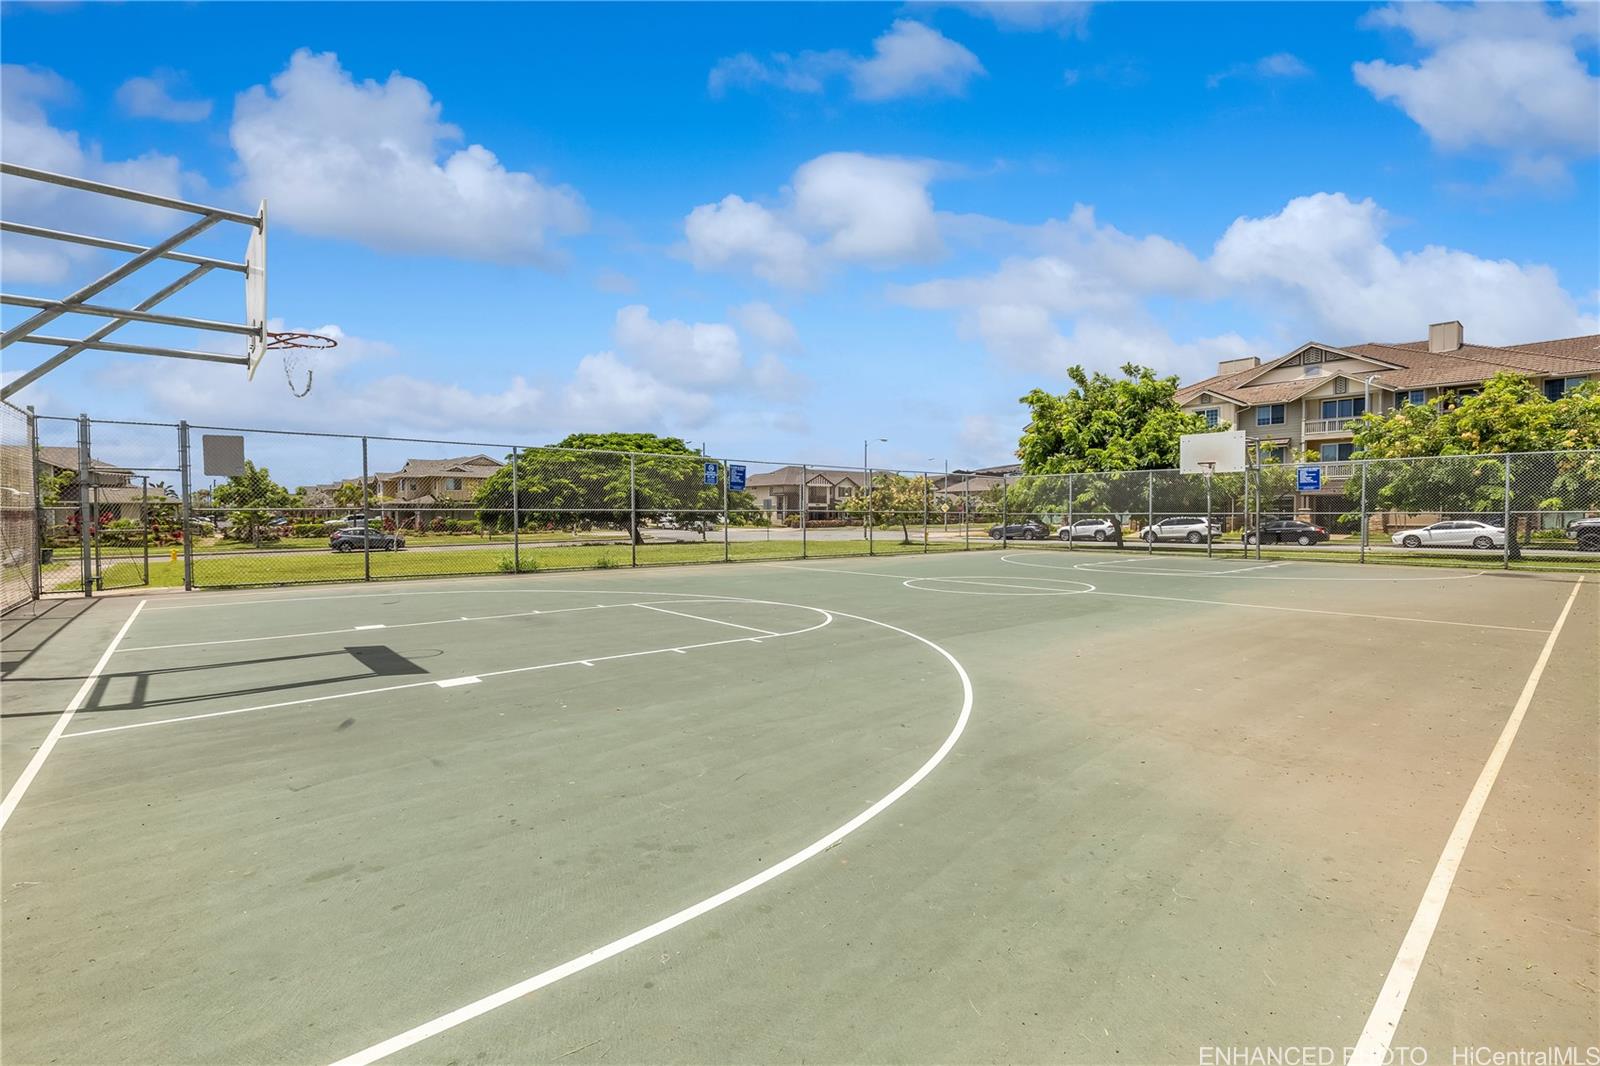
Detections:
1320,398,1366,420
1318,443,1356,462
1256,404,1285,426
1197,408,1220,427
1263,446,1289,464
1399,389,1426,406
445,478,463,491
1545,377,1587,401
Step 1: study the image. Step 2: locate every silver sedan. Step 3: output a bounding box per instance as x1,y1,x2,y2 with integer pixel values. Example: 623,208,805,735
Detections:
1390,520,1505,550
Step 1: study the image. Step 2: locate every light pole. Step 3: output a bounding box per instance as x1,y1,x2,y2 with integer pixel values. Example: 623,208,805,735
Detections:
864,438,886,541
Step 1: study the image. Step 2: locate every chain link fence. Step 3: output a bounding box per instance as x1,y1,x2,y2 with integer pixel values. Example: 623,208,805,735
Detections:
6,413,1596,605
1,401,38,613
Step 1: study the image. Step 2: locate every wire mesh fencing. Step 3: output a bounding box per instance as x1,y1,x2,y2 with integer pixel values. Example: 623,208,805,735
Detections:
12,413,1598,602
1,401,38,613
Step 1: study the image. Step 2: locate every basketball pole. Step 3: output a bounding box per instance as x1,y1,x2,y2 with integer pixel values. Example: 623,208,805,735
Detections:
1199,461,1215,559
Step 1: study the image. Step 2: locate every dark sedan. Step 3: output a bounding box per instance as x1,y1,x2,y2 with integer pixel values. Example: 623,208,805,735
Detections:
987,519,1050,540
1244,519,1330,546
330,527,406,552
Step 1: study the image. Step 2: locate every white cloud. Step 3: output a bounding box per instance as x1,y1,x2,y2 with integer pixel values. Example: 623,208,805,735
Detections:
731,302,801,352
682,152,942,288
708,19,983,101
593,269,638,295
683,194,820,287
115,70,212,122
1210,191,1598,344
613,304,744,388
0,64,198,282
893,191,1594,379
230,50,586,263
562,352,715,428
1207,52,1312,89
949,2,1093,36
852,20,986,100
1354,2,1599,175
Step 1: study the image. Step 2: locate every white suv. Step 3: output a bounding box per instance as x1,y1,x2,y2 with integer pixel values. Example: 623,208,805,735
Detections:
1140,516,1221,544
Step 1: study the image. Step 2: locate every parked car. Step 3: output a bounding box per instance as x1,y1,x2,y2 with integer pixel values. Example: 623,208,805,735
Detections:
988,519,1050,540
1060,517,1121,542
1566,517,1600,551
1390,520,1504,550
1244,519,1329,546
1140,516,1221,544
323,513,369,528
330,527,405,552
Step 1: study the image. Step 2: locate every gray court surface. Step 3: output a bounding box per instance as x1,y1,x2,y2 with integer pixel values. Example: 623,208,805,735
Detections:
1,552,1594,1065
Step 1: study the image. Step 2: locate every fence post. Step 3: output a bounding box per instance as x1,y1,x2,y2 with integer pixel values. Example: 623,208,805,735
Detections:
722,459,730,564
923,474,929,554
510,446,520,574
1205,470,1213,559
361,437,371,582
629,454,637,568
76,414,92,596
140,475,150,585
1146,470,1154,555
1001,473,1009,545
26,406,42,600
1253,442,1263,561
1065,473,1074,551
178,420,194,590
801,464,808,559
1358,460,1368,564
1502,454,1511,571
866,462,875,556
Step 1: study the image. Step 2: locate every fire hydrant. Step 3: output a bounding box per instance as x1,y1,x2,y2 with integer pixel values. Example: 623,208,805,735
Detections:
170,547,179,563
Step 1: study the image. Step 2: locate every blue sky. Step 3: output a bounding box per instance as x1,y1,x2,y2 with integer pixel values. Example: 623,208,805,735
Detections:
2,0,1597,477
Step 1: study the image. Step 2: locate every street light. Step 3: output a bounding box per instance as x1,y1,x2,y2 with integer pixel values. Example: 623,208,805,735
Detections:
863,438,886,540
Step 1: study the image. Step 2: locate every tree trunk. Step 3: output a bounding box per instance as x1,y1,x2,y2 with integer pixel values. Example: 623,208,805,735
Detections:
1507,513,1522,561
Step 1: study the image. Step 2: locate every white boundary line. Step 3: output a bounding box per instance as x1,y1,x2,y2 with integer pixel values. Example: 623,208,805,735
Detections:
117,599,734,654
771,563,908,579
632,602,779,637
62,607,834,739
1002,553,1489,583
325,607,974,1066
1349,577,1587,1066
0,599,146,833
1085,587,1545,633
901,576,1096,597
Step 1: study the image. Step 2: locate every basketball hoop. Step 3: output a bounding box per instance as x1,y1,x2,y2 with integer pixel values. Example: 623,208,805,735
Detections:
266,330,336,398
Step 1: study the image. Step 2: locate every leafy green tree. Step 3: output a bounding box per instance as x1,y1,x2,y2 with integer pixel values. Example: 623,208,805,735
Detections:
213,460,294,544
835,472,933,544
1350,373,1600,558
1017,363,1220,474
474,432,755,543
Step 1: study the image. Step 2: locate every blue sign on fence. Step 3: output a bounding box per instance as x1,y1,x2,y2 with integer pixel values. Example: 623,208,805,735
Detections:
1296,465,1322,492
729,464,747,492
703,461,718,486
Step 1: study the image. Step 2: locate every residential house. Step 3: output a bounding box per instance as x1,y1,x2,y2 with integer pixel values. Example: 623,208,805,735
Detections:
745,466,863,520
36,446,134,490
1175,321,1600,510
373,455,504,523
34,446,169,521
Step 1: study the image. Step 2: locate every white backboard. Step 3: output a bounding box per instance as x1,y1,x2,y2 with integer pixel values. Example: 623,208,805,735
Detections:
1180,430,1246,474
245,200,268,379
201,434,246,478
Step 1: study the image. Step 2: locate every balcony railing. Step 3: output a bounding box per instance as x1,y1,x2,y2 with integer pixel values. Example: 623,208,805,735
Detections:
1304,418,1356,437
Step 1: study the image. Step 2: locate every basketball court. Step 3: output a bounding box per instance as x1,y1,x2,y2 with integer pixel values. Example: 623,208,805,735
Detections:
2,552,1593,1064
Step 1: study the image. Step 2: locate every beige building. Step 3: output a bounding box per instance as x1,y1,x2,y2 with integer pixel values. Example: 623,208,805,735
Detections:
745,466,864,520
1175,322,1600,500
375,455,504,506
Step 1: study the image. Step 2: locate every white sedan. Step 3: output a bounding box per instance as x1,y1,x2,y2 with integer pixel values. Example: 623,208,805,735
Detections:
1391,520,1505,550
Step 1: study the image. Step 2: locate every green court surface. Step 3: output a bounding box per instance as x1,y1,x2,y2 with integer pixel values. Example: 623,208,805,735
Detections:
1,553,1594,1065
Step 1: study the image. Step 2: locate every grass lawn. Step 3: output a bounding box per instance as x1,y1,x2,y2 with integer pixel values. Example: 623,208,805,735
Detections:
53,531,1592,591
65,536,972,590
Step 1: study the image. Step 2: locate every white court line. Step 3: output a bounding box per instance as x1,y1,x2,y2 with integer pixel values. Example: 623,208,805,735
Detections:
771,563,909,579
902,576,1095,597
633,602,779,637
1349,577,1587,1066
1085,587,1545,633
1006,553,1489,583
435,677,481,689
325,607,974,1066
62,609,834,739
117,599,749,654
0,599,146,833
